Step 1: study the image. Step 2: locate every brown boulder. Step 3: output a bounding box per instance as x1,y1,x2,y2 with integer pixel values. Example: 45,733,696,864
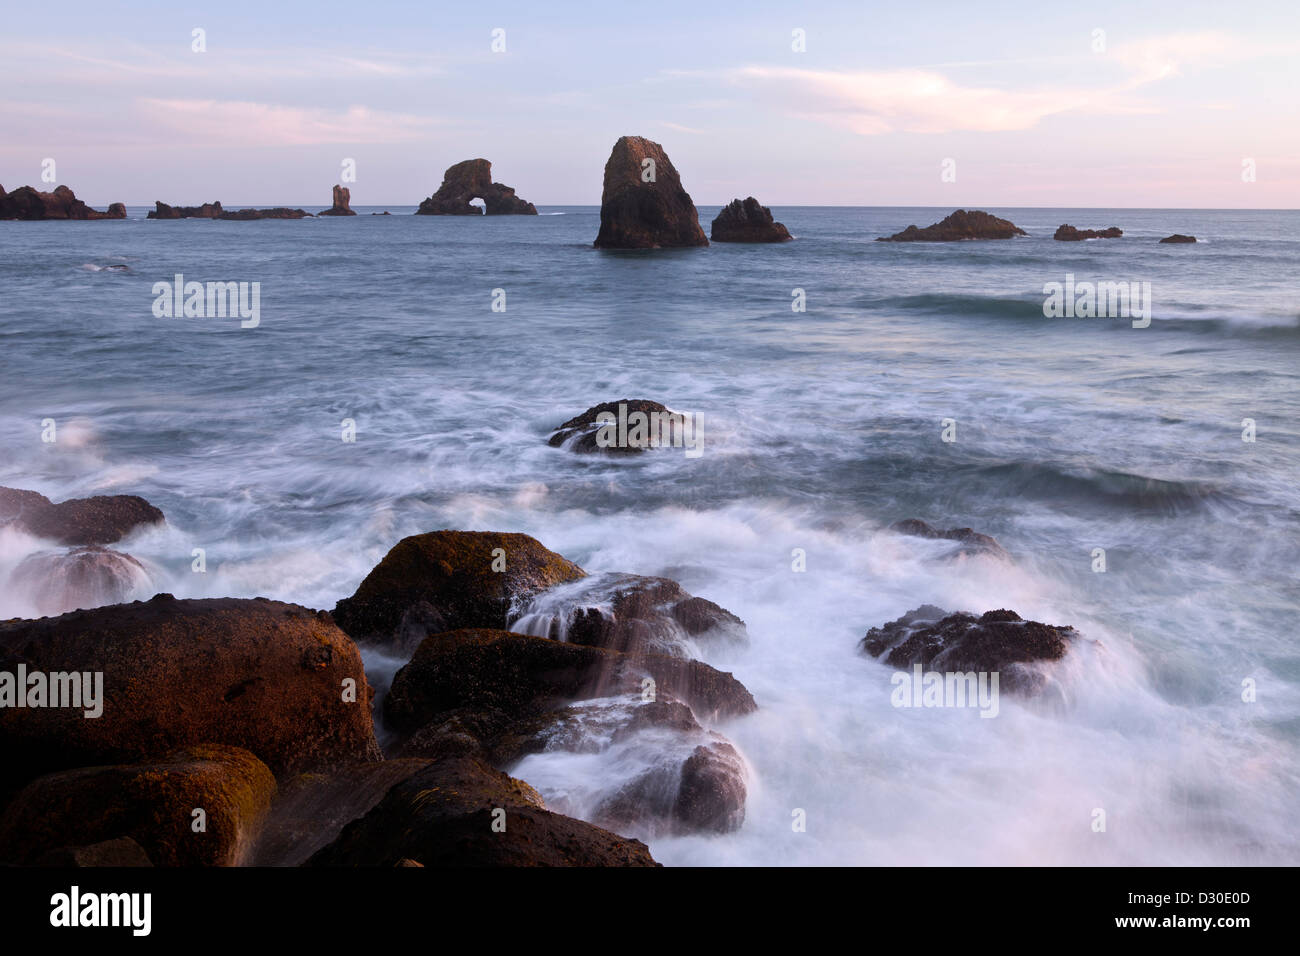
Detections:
0,595,381,799
710,197,792,242
877,209,1026,242
0,486,164,545
0,745,275,866
33,836,153,867
593,136,708,249
861,606,1076,694
331,530,586,653
1159,234,1197,243
1054,224,1123,240
9,546,152,616
415,159,537,215
319,184,356,216
307,755,658,866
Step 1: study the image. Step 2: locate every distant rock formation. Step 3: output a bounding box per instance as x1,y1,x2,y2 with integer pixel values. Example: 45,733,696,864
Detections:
1054,224,1122,240
319,184,355,216
1159,234,1197,243
0,185,126,220
877,209,1026,242
415,159,537,215
147,201,310,220
711,197,792,242
593,136,708,249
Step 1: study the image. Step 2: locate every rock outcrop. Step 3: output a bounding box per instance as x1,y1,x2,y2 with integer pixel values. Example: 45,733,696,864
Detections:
0,486,164,545
888,518,1009,560
0,595,382,800
0,745,275,866
319,184,355,216
34,836,154,867
415,159,537,215
1159,234,1197,243
593,136,708,249
510,572,747,658
331,530,587,654
877,209,1027,242
9,546,152,616
547,398,687,454
147,201,311,220
1054,224,1123,240
861,606,1076,695
307,756,659,866
0,185,126,220
710,197,792,242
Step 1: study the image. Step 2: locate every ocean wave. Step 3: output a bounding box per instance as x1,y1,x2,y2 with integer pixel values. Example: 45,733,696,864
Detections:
965,461,1227,515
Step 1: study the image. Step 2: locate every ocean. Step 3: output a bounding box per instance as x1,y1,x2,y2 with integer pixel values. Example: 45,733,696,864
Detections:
1,205,1297,865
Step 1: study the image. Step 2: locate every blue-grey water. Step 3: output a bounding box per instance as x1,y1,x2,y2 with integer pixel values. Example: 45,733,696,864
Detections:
2,206,1297,865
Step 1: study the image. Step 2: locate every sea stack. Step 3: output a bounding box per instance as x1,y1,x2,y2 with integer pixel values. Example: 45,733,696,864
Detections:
1053,224,1122,240
593,136,708,249
0,185,126,220
711,197,792,243
877,209,1026,242
319,184,355,216
415,159,537,215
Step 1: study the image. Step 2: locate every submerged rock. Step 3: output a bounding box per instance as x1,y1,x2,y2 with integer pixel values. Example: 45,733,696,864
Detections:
384,628,756,748
415,159,537,215
0,185,126,220
861,606,1076,695
307,755,659,866
9,545,152,616
1053,224,1123,240
593,136,708,249
511,571,747,658
0,744,275,866
547,398,688,454
147,201,310,220
331,530,587,654
1159,234,1197,244
877,209,1027,242
889,518,1009,560
0,595,382,799
711,197,792,242
0,486,164,545
319,184,355,216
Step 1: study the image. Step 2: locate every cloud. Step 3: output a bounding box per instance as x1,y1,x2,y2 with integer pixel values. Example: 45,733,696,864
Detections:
139,99,439,146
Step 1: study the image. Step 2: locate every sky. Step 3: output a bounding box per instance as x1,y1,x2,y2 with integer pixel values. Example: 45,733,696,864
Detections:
1,0,1297,207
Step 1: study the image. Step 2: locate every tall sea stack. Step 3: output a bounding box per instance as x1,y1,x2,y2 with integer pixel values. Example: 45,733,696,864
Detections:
593,136,708,249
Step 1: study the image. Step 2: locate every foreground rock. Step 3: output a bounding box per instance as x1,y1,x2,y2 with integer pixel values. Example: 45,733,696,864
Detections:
861,606,1076,695
889,518,1009,560
385,629,756,749
710,197,792,242
147,201,310,220
0,595,381,799
593,136,708,249
1159,234,1197,244
332,531,586,654
0,185,125,220
511,571,746,658
34,836,153,867
1053,224,1122,240
308,755,658,866
0,486,164,545
547,398,688,454
9,546,152,616
877,209,1027,242
319,184,355,216
0,745,275,866
416,159,537,215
